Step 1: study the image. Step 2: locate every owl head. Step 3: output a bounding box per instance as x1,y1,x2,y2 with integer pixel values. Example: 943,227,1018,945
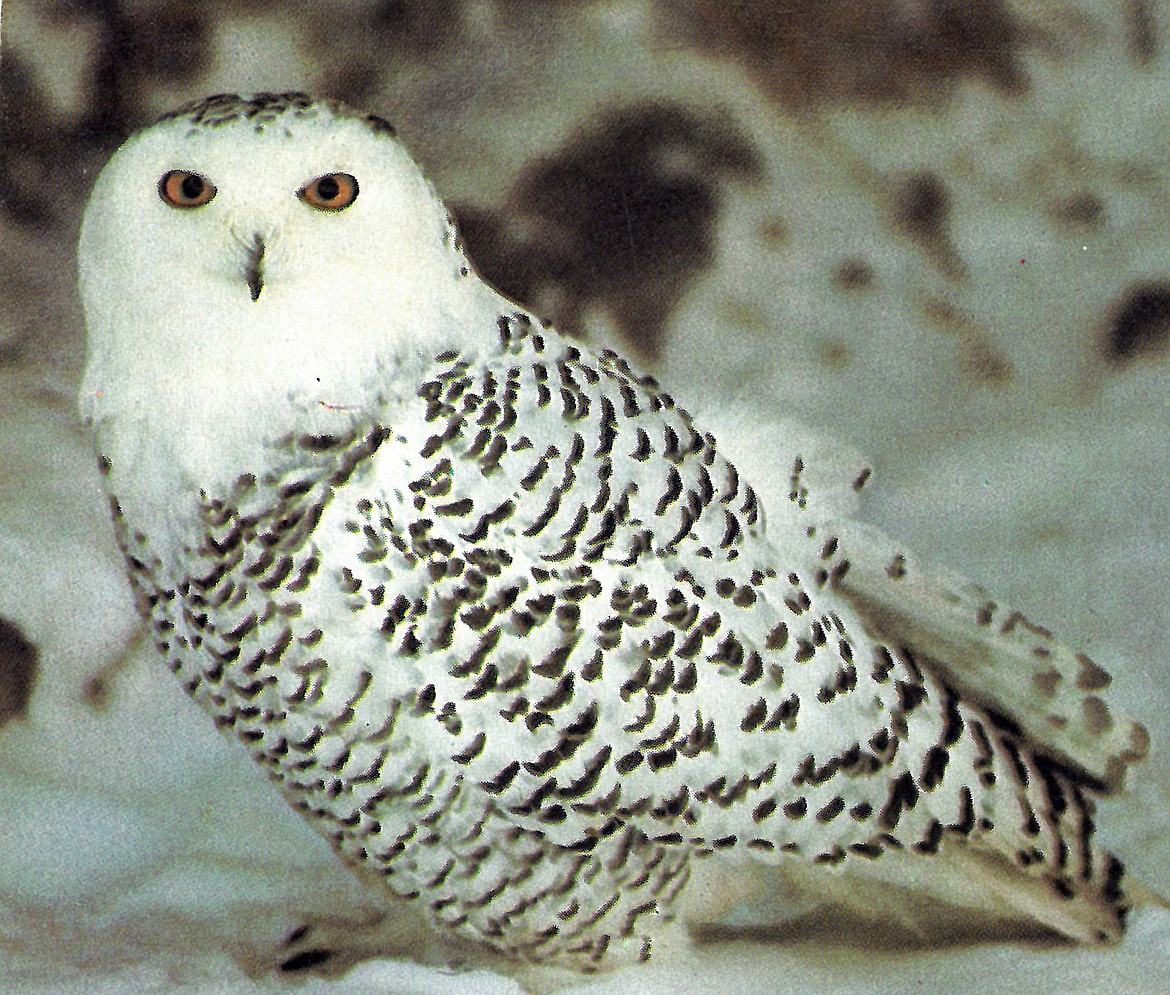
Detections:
79,93,488,437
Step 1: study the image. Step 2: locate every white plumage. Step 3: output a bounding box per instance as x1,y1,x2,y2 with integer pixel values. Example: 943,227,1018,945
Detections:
78,93,1149,975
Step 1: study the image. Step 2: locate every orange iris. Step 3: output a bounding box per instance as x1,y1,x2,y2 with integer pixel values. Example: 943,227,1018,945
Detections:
159,170,216,208
299,173,359,211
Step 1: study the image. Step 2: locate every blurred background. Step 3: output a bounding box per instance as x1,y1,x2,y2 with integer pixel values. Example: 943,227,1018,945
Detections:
2,2,1170,992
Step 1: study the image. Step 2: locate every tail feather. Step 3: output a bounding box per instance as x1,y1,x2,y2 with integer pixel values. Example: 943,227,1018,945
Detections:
944,696,1129,943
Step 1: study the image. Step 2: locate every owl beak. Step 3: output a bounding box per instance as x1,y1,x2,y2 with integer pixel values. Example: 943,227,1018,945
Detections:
244,236,265,302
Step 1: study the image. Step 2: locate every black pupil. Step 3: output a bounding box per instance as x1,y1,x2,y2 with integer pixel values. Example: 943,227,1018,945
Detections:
316,176,340,201
180,174,204,200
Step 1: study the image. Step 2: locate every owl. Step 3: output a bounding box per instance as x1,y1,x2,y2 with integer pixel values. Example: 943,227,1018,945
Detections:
77,93,1149,979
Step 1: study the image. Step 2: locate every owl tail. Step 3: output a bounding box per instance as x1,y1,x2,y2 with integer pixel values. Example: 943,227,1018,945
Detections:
938,697,1132,945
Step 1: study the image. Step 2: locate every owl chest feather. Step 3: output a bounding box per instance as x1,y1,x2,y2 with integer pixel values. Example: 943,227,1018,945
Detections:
117,323,905,861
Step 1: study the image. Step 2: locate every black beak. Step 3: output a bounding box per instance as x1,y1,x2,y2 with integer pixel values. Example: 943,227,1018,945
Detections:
245,236,265,302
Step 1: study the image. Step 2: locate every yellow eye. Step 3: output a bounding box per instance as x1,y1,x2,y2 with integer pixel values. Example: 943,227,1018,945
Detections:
299,173,359,211
159,170,216,208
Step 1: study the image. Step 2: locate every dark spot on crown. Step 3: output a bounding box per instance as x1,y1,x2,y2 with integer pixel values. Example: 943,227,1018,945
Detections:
452,102,762,365
1104,282,1170,362
155,92,396,141
159,92,314,129
0,616,38,726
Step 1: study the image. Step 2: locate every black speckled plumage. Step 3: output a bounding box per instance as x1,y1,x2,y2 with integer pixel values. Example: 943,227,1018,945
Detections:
106,312,1138,967
80,93,1148,974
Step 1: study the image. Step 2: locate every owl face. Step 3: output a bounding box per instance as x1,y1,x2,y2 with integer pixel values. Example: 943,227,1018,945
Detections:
77,97,487,454
80,105,446,319
155,165,360,301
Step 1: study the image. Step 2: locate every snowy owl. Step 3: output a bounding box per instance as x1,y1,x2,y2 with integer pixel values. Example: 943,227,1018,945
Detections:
78,93,1150,975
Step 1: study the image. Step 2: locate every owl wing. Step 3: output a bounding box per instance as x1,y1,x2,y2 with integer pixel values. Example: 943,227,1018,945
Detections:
820,517,1149,793
698,403,1149,794
348,319,906,854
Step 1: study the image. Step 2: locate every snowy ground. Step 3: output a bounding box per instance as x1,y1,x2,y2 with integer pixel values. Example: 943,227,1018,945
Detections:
2,2,1169,992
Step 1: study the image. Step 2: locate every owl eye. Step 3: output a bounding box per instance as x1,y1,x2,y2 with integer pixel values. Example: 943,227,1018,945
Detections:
299,173,359,211
159,170,216,209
